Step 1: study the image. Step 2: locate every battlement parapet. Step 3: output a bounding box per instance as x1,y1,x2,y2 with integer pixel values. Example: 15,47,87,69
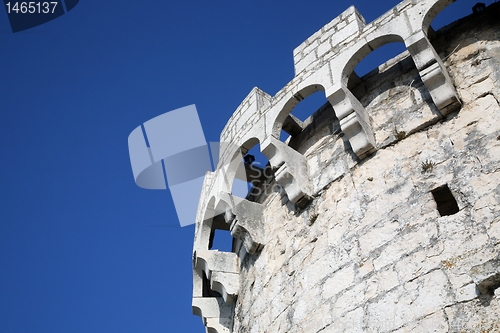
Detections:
293,5,366,75
192,1,500,332
217,0,460,204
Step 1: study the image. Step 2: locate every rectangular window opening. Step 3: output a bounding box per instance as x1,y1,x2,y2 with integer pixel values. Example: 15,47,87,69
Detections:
209,229,233,253
431,184,459,216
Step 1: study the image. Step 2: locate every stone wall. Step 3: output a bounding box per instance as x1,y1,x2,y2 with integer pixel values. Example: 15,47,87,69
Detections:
192,1,500,332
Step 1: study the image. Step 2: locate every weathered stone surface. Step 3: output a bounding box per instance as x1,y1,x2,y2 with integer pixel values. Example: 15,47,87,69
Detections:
192,1,500,332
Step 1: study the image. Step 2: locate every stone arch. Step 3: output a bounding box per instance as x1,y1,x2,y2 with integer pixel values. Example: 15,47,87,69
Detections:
219,137,269,201
239,137,261,155
422,0,457,34
196,195,224,244
341,34,406,86
339,34,436,146
261,84,338,207
203,196,217,223
195,193,234,253
272,84,327,139
194,196,218,251
237,138,273,202
214,195,233,218
280,84,326,122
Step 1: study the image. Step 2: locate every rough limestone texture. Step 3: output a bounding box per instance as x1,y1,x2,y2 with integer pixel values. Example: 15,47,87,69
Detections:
192,2,500,333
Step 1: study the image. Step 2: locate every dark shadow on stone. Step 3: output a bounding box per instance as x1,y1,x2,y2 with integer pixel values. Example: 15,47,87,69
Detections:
477,273,500,306
431,184,460,216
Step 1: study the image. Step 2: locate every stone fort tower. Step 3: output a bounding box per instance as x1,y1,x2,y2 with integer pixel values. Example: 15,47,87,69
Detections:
191,0,500,332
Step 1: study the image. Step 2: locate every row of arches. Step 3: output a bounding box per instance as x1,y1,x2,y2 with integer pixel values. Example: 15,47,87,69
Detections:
191,0,473,331
198,0,469,258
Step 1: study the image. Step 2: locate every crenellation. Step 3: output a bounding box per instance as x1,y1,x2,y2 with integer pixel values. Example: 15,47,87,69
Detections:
220,87,270,150
316,39,333,60
299,39,320,61
293,6,366,75
191,1,500,332
294,7,354,54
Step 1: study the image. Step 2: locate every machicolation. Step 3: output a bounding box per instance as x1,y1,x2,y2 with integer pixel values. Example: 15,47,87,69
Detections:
192,0,500,332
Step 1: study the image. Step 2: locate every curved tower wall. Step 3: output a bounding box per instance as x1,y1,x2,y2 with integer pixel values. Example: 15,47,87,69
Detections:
192,1,500,332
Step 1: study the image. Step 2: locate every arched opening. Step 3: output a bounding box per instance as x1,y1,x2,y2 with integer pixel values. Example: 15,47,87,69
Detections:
280,90,330,142
427,0,495,36
349,43,408,81
277,86,336,155
196,197,219,251
207,201,233,253
198,197,233,254
287,90,328,122
346,41,408,101
229,140,272,203
343,37,441,146
427,0,497,63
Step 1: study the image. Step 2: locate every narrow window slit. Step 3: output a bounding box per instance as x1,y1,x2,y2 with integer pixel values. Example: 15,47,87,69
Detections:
431,184,459,216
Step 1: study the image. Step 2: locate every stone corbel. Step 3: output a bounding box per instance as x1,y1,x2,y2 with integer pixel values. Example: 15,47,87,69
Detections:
219,193,266,254
405,31,461,116
326,85,376,159
261,136,313,207
192,297,234,333
194,250,240,303
192,268,235,333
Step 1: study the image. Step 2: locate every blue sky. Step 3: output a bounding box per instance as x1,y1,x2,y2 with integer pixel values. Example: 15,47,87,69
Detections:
0,1,491,332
